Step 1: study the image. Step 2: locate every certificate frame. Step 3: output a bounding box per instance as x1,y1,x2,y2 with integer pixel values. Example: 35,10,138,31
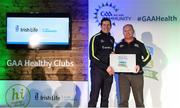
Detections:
110,54,136,73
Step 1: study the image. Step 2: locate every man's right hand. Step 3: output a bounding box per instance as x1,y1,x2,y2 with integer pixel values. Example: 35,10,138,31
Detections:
106,66,114,76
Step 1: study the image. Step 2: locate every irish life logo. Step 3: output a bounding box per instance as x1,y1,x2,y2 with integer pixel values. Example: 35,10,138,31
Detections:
15,25,19,32
5,84,31,107
94,2,131,26
15,25,38,32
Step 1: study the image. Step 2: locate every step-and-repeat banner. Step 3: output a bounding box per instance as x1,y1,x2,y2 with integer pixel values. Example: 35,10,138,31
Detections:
89,0,180,107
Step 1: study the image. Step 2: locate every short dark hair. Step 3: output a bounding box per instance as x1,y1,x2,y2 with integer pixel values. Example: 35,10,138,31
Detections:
100,18,111,26
123,24,135,33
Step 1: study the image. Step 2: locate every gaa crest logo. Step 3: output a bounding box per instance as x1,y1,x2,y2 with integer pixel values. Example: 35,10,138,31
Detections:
94,2,118,26
94,2,131,26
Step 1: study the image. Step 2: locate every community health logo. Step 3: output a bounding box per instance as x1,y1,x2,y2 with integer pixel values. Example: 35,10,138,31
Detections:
94,2,131,26
5,84,31,107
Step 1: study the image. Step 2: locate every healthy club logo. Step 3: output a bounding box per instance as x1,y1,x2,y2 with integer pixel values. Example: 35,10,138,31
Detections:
5,84,31,107
94,2,131,26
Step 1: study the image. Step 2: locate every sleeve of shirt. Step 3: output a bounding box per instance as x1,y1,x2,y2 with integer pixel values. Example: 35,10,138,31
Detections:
140,43,151,67
89,36,108,70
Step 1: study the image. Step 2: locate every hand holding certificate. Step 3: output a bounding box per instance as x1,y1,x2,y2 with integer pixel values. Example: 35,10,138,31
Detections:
110,54,136,73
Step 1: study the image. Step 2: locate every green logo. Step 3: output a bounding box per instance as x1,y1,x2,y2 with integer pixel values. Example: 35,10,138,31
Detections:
118,61,127,68
5,84,31,107
144,69,158,80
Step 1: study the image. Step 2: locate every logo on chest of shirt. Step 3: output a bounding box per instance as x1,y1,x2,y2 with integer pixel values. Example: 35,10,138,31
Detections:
100,39,105,43
100,39,113,44
110,39,113,43
134,43,140,48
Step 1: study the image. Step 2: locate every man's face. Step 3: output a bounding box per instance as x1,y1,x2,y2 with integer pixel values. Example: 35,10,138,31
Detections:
101,21,111,33
123,25,134,39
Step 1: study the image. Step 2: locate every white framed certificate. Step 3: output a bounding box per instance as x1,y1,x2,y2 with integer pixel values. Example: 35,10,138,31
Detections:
110,54,136,73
